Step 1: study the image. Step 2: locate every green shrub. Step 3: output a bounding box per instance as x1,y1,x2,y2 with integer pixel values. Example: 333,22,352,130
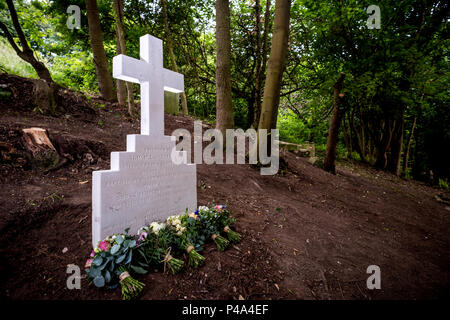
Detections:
438,178,449,190
0,40,38,79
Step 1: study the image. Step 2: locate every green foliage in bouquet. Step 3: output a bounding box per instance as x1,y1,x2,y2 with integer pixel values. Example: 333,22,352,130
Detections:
223,226,242,243
211,233,229,251
85,229,147,299
195,205,241,250
136,223,185,274
167,212,206,268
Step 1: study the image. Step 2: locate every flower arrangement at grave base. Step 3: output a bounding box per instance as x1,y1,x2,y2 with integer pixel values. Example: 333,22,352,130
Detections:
135,222,185,275
84,204,241,299
198,205,242,246
85,229,147,300
167,212,206,268
194,205,229,251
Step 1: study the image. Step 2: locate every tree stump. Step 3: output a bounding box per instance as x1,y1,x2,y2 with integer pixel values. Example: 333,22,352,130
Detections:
22,128,59,171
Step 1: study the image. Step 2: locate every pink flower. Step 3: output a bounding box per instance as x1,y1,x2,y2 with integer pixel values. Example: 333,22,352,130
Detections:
98,240,110,252
138,232,148,242
90,250,95,258
85,259,93,268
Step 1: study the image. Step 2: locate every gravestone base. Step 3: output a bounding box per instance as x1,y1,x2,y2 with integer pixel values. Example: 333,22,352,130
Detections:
92,134,196,247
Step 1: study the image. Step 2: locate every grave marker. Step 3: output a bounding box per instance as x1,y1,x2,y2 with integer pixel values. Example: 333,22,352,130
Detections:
91,34,197,247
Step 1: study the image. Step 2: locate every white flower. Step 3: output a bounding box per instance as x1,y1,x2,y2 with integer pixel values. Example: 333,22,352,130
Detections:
198,206,209,213
150,222,165,235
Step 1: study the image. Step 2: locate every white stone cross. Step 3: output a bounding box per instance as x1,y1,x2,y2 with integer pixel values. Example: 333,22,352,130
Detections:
113,34,184,135
91,34,197,248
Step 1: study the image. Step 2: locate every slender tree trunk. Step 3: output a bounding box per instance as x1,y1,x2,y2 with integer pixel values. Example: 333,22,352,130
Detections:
115,36,127,106
253,0,272,128
323,72,345,174
359,111,366,158
113,0,135,116
161,0,189,115
342,112,352,157
0,0,53,82
86,0,116,101
215,0,234,139
375,119,394,169
249,0,262,128
350,108,365,162
387,108,405,176
402,116,417,177
258,0,291,131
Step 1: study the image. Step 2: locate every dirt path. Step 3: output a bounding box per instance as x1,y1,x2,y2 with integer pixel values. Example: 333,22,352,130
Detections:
1,74,449,300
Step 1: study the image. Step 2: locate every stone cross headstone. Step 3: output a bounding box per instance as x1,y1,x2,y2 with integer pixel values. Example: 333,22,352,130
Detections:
91,34,197,247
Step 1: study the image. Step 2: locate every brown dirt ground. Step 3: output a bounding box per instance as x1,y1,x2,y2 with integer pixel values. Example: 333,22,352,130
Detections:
0,73,449,300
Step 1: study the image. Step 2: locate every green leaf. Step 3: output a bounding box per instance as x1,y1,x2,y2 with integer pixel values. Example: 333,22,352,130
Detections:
109,261,115,272
92,256,103,266
116,253,127,264
128,240,136,248
104,270,111,283
93,275,105,287
123,239,130,248
88,267,100,278
110,244,120,255
138,261,149,268
124,250,132,265
98,260,108,271
116,235,124,245
130,265,147,275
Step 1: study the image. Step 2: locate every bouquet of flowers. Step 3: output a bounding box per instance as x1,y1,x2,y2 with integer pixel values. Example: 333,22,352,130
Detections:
136,222,185,275
213,205,242,243
84,204,240,298
85,229,147,300
167,212,205,268
196,205,238,251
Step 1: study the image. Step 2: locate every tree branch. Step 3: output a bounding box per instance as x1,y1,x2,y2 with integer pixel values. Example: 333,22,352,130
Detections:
0,20,22,54
6,0,32,54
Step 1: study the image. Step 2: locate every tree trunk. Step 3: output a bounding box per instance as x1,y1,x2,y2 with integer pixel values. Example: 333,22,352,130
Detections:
375,119,394,169
0,0,53,83
215,0,234,140
86,0,116,101
249,0,262,128
402,116,417,177
33,79,58,115
161,0,188,115
258,0,291,131
115,35,127,106
323,72,345,174
342,112,352,157
387,108,405,176
253,0,272,128
113,0,135,116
